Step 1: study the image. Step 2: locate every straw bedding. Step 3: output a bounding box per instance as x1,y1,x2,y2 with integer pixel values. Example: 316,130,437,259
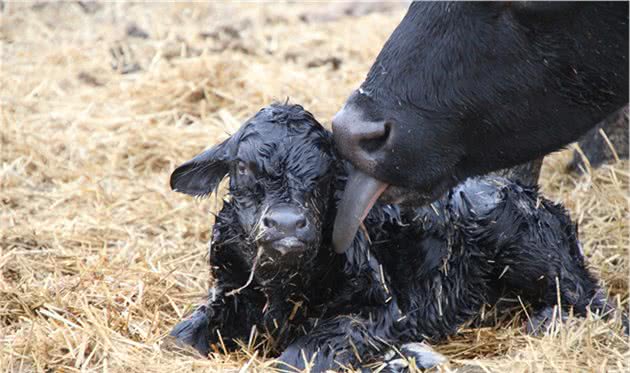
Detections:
1,2,627,372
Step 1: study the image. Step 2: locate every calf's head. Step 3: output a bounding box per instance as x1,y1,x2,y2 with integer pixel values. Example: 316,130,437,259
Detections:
170,104,336,273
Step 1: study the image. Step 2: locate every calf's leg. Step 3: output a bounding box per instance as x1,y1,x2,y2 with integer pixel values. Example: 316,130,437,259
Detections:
464,182,621,331
277,309,447,372
170,286,264,355
276,305,401,372
452,177,619,332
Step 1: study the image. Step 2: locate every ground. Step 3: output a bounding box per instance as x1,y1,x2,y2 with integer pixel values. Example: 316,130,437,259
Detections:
1,2,628,372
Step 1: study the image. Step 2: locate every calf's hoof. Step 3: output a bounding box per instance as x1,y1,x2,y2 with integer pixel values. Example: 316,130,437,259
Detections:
526,306,569,335
376,342,447,372
170,305,211,356
277,343,349,372
275,345,320,373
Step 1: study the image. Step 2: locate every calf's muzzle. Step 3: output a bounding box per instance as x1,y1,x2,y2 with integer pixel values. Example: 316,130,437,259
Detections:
259,205,312,255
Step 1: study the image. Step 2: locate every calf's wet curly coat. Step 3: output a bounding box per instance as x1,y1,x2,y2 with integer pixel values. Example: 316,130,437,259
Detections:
170,104,616,372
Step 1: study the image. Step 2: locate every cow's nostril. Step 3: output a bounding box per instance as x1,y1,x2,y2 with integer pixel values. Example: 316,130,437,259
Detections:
332,104,394,164
359,122,391,153
296,217,307,229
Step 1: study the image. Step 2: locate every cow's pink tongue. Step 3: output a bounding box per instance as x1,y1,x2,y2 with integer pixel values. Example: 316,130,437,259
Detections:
333,169,388,253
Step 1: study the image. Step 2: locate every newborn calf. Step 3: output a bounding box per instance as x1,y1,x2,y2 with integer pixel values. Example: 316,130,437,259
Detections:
169,104,614,372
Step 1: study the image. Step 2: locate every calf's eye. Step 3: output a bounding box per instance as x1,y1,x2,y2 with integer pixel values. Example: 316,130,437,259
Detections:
237,161,249,176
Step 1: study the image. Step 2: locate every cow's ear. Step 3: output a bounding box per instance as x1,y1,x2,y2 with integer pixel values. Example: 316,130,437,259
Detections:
170,138,232,197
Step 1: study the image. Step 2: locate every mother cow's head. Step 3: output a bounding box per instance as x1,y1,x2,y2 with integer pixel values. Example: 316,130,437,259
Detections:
332,1,629,253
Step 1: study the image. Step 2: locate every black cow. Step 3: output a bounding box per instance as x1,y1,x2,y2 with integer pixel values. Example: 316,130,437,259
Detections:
331,1,629,253
169,104,620,372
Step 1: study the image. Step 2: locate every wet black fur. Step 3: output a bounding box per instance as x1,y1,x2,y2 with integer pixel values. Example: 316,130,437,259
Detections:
170,104,615,372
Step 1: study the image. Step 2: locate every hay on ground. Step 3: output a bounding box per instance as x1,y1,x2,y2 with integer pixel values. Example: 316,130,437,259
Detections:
1,2,627,372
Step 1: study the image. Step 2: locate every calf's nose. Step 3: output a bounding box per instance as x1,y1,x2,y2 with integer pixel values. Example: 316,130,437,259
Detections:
261,205,307,236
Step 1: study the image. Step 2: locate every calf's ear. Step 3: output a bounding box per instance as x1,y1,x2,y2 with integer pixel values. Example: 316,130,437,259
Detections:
170,139,231,197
